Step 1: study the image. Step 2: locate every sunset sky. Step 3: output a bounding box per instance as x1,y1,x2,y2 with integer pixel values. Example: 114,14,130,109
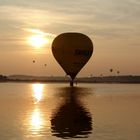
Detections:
0,0,140,77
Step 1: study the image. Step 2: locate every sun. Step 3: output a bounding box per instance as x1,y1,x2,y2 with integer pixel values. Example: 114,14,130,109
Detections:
28,35,49,48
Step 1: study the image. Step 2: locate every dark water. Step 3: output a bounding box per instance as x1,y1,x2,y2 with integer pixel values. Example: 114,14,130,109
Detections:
0,83,140,140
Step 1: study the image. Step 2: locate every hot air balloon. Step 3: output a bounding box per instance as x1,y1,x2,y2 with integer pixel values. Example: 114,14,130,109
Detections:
117,70,120,75
52,32,93,86
110,68,113,73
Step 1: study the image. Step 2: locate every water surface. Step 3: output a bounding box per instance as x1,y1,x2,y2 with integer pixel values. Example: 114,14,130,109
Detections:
0,83,140,140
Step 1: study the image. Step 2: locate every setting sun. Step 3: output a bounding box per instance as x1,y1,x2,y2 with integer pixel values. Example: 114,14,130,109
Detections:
28,35,49,48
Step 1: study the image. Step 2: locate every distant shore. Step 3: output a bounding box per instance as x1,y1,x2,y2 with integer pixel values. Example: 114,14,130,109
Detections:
0,75,140,84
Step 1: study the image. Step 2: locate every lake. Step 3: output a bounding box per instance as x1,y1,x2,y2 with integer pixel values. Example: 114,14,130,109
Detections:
0,82,140,140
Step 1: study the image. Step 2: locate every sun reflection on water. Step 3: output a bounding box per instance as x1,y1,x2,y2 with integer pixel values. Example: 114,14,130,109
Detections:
31,107,43,133
22,84,52,138
29,83,45,135
32,83,44,103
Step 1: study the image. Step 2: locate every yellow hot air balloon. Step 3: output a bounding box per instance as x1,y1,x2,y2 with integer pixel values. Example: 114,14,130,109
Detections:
52,32,93,86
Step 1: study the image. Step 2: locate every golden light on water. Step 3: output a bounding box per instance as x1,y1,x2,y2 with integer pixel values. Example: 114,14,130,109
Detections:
30,84,45,134
32,83,44,103
31,108,43,130
26,83,51,135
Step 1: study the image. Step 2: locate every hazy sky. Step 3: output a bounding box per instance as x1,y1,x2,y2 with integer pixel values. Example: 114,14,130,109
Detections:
0,0,140,77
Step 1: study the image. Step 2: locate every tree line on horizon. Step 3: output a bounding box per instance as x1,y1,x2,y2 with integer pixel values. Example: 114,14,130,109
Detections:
0,75,7,81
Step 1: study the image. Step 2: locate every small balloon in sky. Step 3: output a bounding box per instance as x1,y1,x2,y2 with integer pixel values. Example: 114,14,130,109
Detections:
110,69,113,72
52,32,93,86
33,60,35,63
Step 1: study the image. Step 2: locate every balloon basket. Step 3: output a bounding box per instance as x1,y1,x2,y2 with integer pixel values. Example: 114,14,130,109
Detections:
70,79,74,87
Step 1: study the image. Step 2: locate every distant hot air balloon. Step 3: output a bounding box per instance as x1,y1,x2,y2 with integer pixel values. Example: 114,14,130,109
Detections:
33,60,35,63
52,32,93,86
117,70,120,74
110,69,113,73
44,64,47,67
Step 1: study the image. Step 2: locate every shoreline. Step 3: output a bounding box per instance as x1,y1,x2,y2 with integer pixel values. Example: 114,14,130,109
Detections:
0,77,140,84
0,75,140,84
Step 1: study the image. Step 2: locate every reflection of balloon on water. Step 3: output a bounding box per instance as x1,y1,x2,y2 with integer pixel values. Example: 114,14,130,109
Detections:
52,32,93,86
51,87,92,139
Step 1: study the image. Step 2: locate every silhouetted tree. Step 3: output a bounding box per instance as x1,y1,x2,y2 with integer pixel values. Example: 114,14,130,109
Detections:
0,75,7,81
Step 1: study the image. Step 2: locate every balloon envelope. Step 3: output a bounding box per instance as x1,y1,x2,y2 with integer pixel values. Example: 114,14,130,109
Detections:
52,33,93,79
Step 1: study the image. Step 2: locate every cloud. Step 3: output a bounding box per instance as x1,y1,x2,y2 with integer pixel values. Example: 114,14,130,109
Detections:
0,0,140,42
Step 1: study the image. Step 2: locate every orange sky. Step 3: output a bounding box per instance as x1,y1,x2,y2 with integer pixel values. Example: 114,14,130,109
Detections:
0,0,140,77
